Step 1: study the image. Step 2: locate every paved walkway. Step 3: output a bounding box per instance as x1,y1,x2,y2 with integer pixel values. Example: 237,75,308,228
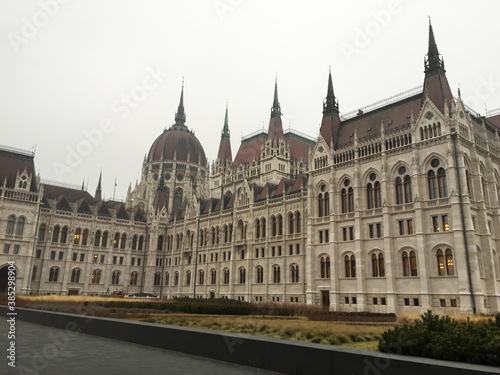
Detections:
0,319,280,375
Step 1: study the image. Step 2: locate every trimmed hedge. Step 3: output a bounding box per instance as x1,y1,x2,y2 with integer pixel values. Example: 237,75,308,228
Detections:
379,311,500,366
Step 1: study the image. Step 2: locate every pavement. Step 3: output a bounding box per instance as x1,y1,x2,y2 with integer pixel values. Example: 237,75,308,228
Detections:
0,319,281,375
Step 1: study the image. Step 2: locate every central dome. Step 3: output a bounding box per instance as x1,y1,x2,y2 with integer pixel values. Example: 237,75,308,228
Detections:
147,85,207,166
147,123,206,165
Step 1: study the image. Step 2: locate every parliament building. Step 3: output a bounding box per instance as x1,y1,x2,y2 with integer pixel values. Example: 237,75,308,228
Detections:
1,23,500,314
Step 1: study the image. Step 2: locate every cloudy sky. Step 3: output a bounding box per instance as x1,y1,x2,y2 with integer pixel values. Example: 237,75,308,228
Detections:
1,0,499,200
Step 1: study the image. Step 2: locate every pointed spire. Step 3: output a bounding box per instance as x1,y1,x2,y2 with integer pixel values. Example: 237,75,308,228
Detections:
95,170,102,202
271,76,282,118
425,18,445,74
221,101,230,138
81,179,85,191
323,66,339,115
174,78,186,125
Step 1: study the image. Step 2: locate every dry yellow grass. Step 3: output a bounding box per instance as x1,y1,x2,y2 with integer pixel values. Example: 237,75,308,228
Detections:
135,313,391,348
17,295,148,304
397,312,494,325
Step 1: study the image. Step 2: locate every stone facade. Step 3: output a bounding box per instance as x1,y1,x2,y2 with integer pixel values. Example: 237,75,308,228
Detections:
1,23,499,315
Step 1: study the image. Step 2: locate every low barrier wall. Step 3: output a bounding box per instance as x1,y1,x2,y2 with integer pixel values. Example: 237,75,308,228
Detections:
2,306,498,375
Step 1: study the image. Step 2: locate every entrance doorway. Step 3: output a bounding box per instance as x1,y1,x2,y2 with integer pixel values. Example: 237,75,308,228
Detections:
321,290,330,308
0,265,15,293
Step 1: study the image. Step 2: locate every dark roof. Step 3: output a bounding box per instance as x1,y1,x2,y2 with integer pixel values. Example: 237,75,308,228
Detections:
43,184,96,203
338,95,422,147
0,148,37,192
147,124,207,166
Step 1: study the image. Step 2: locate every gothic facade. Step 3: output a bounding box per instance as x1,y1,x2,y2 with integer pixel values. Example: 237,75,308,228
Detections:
1,23,500,314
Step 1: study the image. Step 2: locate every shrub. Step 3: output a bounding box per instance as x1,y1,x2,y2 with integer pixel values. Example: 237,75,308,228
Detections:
379,311,500,366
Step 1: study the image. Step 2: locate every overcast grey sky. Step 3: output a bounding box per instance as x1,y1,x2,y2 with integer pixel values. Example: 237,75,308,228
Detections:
1,0,499,200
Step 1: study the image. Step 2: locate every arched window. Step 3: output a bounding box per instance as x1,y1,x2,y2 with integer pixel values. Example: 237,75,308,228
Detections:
173,188,183,210
271,216,277,236
60,226,68,243
318,184,329,217
493,250,499,279
211,227,216,245
371,252,385,277
6,215,15,235
395,166,412,204
102,231,108,248
120,234,127,249
157,235,164,251
31,265,38,281
402,250,418,276
198,269,204,285
186,270,191,286
94,230,101,246
341,180,354,213
71,268,81,283
165,272,170,286
111,271,121,285
174,272,179,286
15,217,25,236
52,225,60,243
428,159,447,199
91,269,101,284
273,265,281,283
320,256,330,278
466,169,474,198
38,224,46,241
224,225,228,243
114,233,120,248
256,266,264,283
82,229,88,246
49,267,59,282
130,272,138,285
154,272,161,286
278,215,283,235
239,267,246,284
255,219,260,238
344,254,356,278
223,268,230,284
290,264,299,283
138,235,143,250
367,173,381,209
74,228,81,245
132,235,138,250
261,218,266,238
295,212,301,233
437,248,454,276
210,269,217,285
288,213,294,234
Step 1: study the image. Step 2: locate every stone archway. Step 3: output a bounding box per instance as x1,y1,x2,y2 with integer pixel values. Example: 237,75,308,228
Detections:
0,265,15,293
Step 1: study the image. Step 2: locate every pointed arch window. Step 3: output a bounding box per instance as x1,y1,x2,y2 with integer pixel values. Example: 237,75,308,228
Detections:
256,266,264,283
278,215,283,235
102,231,108,248
6,215,15,235
437,248,454,276
198,269,204,285
71,268,81,283
120,234,127,249
428,159,447,199
94,230,101,247
341,180,354,213
15,217,25,236
49,267,59,282
344,254,356,278
82,229,88,245
271,216,277,236
91,269,101,284
367,173,381,209
38,224,46,241
130,271,139,285
273,265,281,283
111,271,121,285
290,264,299,283
371,252,385,277
60,226,68,243
395,166,412,204
186,270,191,286
318,184,329,217
320,256,330,278
288,213,294,234
239,267,246,284
52,225,60,243
402,250,418,276
138,235,143,250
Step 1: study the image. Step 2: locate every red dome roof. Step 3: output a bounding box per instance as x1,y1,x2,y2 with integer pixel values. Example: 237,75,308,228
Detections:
147,124,207,165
